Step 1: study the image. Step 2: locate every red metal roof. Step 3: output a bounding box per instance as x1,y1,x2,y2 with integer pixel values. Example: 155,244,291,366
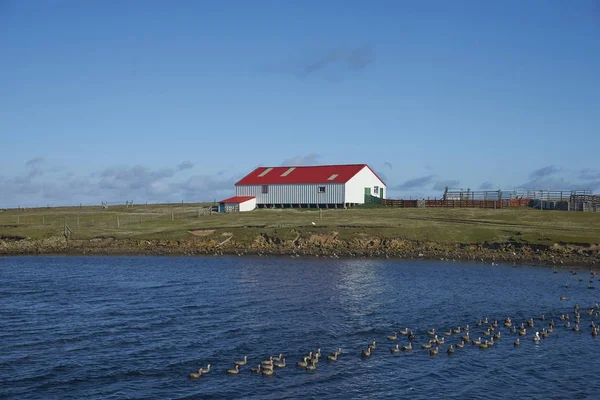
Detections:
235,164,386,185
219,196,256,204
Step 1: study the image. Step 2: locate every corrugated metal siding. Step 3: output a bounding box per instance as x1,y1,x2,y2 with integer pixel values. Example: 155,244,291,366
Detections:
236,184,345,204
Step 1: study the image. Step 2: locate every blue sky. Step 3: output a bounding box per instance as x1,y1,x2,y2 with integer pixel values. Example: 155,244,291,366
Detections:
1,0,599,207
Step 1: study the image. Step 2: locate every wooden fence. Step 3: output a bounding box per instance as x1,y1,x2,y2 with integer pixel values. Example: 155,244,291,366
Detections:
381,199,505,209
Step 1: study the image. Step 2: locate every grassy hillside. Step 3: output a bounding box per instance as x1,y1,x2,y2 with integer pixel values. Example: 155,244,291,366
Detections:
1,204,599,246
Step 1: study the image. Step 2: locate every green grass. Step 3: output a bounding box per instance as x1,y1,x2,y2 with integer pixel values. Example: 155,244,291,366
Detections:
1,204,599,246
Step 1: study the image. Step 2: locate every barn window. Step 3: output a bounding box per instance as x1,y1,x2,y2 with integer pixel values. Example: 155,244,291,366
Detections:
374,186,379,194
318,186,326,193
262,185,269,194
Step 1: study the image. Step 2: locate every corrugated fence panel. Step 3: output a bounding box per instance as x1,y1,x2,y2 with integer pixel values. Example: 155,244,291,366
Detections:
236,184,344,204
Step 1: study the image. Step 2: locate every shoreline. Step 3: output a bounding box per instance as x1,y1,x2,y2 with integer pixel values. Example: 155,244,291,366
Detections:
1,236,598,268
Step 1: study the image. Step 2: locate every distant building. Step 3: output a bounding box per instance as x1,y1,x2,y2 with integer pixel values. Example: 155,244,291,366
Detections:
219,164,385,211
218,196,257,213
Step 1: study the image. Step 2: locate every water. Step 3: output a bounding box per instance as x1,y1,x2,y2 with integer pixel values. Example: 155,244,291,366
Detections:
1,256,599,399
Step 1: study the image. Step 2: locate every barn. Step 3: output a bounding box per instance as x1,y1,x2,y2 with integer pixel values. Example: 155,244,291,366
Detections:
224,164,385,209
218,196,257,213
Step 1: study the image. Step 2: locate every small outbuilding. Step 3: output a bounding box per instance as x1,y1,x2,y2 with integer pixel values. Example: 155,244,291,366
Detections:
218,196,256,213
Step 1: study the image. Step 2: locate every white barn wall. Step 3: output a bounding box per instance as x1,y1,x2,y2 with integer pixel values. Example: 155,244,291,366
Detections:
345,166,386,204
239,198,256,212
236,183,345,205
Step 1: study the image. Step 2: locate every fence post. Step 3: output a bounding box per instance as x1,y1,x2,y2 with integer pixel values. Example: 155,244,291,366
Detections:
117,216,120,227
42,216,45,225
171,213,174,221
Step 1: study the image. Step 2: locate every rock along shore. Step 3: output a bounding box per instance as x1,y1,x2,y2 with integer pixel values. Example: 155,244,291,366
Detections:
0,235,598,268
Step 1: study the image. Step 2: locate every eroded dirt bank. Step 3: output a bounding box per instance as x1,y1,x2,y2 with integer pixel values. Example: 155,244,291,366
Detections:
1,234,599,267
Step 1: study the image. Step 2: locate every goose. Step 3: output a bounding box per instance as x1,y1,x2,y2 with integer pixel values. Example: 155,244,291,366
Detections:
560,296,567,301
333,348,343,357
429,347,439,356
408,331,415,341
227,364,240,374
540,314,545,321
592,327,599,337
315,348,322,357
401,342,412,351
510,326,517,333
368,341,377,351
305,360,317,370
444,330,453,336
573,324,580,332
476,320,484,327
455,340,465,349
560,314,566,321
493,332,501,341
261,367,274,376
296,357,309,368
471,337,482,345
564,321,571,328
461,333,470,343
251,365,261,373
519,329,527,336
327,352,338,361
390,344,400,353
464,324,470,332
261,357,274,366
479,340,489,349
452,327,461,334
421,342,432,349
532,332,540,343
514,338,520,346
540,330,548,339
303,351,313,360
398,328,409,335
427,329,436,336
447,345,455,355
387,332,398,341
199,364,210,374
549,320,555,327
189,369,202,379
272,353,283,362
234,356,248,366
361,348,372,357
527,319,534,328
310,353,320,364
547,325,553,333
435,337,445,345
591,321,596,328
274,358,286,368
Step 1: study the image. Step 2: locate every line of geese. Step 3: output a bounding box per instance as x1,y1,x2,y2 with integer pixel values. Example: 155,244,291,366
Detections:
188,300,599,379
189,348,343,378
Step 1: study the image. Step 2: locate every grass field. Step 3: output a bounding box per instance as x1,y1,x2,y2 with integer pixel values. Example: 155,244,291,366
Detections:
1,203,599,246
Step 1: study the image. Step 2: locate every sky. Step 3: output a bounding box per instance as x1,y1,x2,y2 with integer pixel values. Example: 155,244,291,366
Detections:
1,0,599,207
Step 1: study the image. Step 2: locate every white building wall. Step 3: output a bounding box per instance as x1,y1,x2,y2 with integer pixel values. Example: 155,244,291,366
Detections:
236,183,345,204
344,166,386,204
239,198,256,212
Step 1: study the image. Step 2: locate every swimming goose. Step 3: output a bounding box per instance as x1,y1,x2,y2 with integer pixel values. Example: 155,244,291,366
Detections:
592,327,599,337
427,329,436,336
519,328,527,336
573,324,580,332
333,348,342,357
549,320,555,327
479,340,489,349
251,365,261,373
493,332,501,341
421,342,432,349
234,356,248,366
390,344,400,353
272,353,283,362
464,324,469,332
514,338,520,346
560,296,567,301
461,333,470,343
401,342,412,351
408,331,415,341
227,364,240,374
398,328,409,335
305,360,317,370
261,367,274,376
547,325,553,333
296,357,309,368
387,332,398,341
564,321,571,328
261,357,274,366
361,348,372,357
368,341,377,351
274,358,286,368
429,346,439,356
189,369,202,379
452,327,461,334
447,345,454,355
444,330,453,336
327,352,338,361
199,364,210,374
471,337,482,345
560,314,566,321
476,320,483,327
510,326,517,333
540,330,548,338
527,318,534,328
532,332,540,343
455,340,465,349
